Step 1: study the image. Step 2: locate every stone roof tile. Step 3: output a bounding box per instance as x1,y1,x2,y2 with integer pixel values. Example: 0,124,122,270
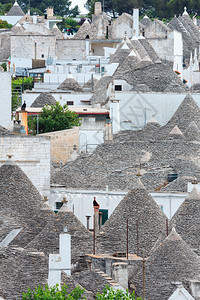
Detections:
96,180,167,256
31,92,57,107
133,228,200,299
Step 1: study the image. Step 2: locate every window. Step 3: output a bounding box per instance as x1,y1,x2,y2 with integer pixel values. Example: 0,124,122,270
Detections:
115,85,122,91
41,54,44,58
56,202,63,210
99,209,108,225
67,101,74,106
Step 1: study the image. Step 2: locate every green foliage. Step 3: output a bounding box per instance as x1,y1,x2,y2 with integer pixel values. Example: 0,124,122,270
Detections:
12,77,34,92
96,285,142,300
85,0,199,19
28,102,80,134
1,63,7,71
0,18,12,28
0,2,12,15
12,77,33,111
22,284,85,299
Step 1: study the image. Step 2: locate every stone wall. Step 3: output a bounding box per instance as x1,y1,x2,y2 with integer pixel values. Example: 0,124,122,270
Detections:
40,127,79,164
56,39,86,60
0,136,50,194
11,34,56,61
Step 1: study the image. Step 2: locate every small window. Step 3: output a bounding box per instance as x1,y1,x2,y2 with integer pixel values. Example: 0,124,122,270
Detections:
41,54,44,58
56,202,63,210
67,101,74,106
115,85,122,91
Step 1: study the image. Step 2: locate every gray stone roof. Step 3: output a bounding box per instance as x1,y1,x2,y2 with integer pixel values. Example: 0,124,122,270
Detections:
0,246,92,300
162,93,200,134
83,77,98,89
138,38,160,62
190,83,200,93
31,92,57,107
51,94,200,192
90,75,113,105
114,62,186,93
51,24,63,39
184,121,200,140
133,228,200,299
7,1,24,16
168,16,199,62
73,20,91,40
0,161,51,248
161,175,195,192
58,75,83,92
27,202,93,265
140,16,152,28
96,178,167,256
170,186,200,255
109,41,131,64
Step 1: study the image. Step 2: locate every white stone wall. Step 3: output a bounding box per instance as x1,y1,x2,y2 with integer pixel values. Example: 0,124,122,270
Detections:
11,34,56,67
23,91,92,107
0,72,12,129
49,188,187,228
56,39,87,60
0,136,50,195
114,92,200,130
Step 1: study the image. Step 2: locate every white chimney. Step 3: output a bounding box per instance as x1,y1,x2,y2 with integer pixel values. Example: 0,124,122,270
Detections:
48,226,71,289
133,8,139,37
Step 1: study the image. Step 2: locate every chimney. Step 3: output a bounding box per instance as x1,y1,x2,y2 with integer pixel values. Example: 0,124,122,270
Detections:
18,103,28,135
32,13,37,24
47,6,54,18
48,226,71,289
133,8,139,37
112,262,128,290
93,197,100,230
27,8,30,15
94,2,102,16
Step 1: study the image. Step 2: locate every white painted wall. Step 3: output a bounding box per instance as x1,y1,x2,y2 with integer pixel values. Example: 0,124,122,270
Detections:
0,72,12,129
23,92,92,107
0,136,50,194
49,188,188,229
114,92,200,129
0,15,22,25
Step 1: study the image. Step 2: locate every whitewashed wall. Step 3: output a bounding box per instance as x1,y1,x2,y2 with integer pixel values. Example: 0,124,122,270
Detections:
0,72,12,129
0,136,50,194
49,188,188,229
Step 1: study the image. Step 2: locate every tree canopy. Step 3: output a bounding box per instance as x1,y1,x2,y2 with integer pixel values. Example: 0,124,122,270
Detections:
22,284,141,299
28,102,80,134
85,0,199,19
0,0,80,17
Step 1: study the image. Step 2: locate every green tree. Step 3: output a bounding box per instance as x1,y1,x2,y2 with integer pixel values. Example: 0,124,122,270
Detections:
28,102,80,134
96,285,142,299
22,284,85,299
12,77,34,112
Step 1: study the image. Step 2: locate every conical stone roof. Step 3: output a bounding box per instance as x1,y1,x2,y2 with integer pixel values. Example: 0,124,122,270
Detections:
184,121,200,140
96,178,167,256
31,92,57,107
0,160,52,248
83,77,98,89
58,74,83,92
73,19,91,40
169,125,184,137
51,24,63,39
140,15,152,27
27,201,93,264
7,1,24,16
170,186,200,254
133,228,200,299
162,93,200,133
109,42,131,65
